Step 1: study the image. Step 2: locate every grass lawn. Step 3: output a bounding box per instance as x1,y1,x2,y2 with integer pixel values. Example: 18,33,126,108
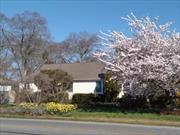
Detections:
0,105,180,127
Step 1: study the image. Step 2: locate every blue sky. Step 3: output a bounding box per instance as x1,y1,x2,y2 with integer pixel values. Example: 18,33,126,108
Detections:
0,0,180,42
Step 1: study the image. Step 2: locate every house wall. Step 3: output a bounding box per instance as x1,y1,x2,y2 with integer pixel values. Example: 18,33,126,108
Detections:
0,85,11,91
8,90,16,104
0,85,16,104
73,80,103,94
29,83,40,92
19,80,104,100
73,81,97,94
117,83,125,98
117,91,124,98
19,83,40,92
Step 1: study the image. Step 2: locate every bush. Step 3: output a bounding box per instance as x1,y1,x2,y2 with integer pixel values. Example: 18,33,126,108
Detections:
17,102,76,115
117,95,148,109
71,93,95,107
44,102,76,114
34,69,73,103
143,79,172,108
176,90,180,108
42,92,69,103
148,91,172,108
103,72,120,102
18,102,44,115
19,102,38,109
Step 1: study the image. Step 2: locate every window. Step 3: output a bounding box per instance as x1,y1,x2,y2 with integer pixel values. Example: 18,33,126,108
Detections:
95,81,103,94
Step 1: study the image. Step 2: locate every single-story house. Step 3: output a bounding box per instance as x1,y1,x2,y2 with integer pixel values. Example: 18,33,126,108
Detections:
0,78,16,104
41,62,106,99
19,62,124,99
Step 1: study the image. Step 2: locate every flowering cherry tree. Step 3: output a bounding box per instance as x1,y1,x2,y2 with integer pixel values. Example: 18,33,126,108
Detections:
94,13,180,98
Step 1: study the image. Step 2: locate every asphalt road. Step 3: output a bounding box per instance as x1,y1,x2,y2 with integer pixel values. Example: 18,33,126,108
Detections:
0,118,179,135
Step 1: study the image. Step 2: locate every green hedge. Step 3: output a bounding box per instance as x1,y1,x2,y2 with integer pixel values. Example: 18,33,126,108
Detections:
116,95,148,109
71,93,95,107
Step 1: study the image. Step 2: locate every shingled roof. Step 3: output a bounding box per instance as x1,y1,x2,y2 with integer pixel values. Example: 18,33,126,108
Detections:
0,78,16,85
41,62,105,81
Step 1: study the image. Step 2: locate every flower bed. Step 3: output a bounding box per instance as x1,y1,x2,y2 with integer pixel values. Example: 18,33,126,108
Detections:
44,102,76,114
17,102,76,115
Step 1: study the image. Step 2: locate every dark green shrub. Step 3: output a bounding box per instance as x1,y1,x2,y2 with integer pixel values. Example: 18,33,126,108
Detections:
176,90,180,108
71,93,95,107
142,79,172,108
104,72,120,102
92,94,105,103
148,91,172,108
117,95,148,109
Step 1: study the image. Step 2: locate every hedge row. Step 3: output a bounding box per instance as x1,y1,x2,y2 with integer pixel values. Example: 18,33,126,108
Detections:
71,93,180,109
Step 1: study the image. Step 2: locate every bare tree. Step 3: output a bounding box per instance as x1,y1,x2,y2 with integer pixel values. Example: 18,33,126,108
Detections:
1,11,50,80
45,42,67,64
1,11,50,102
47,32,98,64
0,12,12,79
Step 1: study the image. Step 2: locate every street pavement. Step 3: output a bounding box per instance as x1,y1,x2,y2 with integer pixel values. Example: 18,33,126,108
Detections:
0,118,179,135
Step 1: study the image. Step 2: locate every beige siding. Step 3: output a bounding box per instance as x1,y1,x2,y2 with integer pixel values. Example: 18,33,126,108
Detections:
0,86,11,91
19,83,40,92
73,82,97,94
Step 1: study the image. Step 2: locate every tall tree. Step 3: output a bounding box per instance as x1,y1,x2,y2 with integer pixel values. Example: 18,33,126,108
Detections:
94,13,180,103
1,11,50,82
45,42,67,64
47,32,98,64
0,12,12,79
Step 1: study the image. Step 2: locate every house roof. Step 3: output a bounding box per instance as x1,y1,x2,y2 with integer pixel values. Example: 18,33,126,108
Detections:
0,78,16,85
41,62,105,81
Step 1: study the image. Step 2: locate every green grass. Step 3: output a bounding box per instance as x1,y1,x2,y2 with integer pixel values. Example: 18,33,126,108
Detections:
63,108,180,122
1,105,180,126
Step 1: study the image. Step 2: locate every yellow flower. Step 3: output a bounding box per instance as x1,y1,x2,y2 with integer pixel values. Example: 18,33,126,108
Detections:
44,102,76,114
